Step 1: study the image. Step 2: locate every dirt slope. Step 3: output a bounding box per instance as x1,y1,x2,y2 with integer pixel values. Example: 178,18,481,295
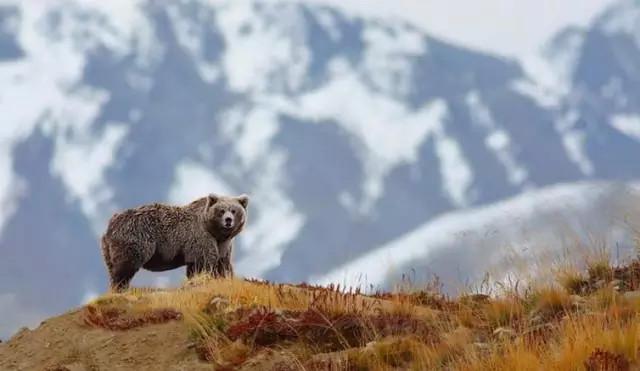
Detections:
0,309,209,371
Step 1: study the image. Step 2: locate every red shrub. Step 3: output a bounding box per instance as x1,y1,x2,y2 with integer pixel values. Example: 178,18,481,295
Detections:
584,348,630,371
225,306,437,351
83,305,181,330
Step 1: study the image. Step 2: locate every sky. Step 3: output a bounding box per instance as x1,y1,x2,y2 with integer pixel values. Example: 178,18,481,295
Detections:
300,0,617,58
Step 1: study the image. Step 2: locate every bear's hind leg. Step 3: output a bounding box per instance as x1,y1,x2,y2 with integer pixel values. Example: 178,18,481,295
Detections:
110,260,140,292
107,241,149,292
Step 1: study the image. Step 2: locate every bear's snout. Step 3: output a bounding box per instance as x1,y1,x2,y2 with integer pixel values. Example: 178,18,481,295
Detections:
223,212,234,228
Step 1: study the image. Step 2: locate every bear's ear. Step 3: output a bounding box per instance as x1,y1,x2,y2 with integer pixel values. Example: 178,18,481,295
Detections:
205,194,219,210
236,194,249,209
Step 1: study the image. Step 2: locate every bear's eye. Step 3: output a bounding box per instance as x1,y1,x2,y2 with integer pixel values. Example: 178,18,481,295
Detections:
231,209,236,214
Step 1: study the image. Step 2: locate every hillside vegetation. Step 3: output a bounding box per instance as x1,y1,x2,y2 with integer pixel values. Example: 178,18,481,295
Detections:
3,250,640,370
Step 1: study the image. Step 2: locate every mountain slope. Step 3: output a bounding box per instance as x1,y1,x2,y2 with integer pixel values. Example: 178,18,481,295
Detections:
314,182,640,290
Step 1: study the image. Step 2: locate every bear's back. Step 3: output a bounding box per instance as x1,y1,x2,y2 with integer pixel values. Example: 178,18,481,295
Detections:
105,203,196,241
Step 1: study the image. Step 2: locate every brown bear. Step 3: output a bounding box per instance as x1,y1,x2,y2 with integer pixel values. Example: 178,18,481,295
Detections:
100,194,248,291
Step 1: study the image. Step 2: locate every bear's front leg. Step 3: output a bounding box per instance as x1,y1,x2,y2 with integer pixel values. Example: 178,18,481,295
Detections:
215,255,234,278
186,245,219,279
186,263,197,279
214,240,234,278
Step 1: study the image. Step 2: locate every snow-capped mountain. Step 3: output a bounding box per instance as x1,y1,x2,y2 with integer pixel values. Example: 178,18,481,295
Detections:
1,0,640,338
315,182,640,290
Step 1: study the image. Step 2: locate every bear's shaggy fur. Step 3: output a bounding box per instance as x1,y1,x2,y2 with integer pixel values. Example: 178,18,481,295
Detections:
101,194,248,291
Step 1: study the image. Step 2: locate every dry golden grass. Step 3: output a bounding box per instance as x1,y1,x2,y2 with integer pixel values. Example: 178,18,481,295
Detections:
90,274,411,318
81,252,640,370
453,305,639,370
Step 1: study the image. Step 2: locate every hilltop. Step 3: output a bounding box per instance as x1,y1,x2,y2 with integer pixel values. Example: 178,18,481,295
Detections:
4,253,640,370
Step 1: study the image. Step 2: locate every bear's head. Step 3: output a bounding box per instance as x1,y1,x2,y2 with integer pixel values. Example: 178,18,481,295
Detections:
202,194,249,240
